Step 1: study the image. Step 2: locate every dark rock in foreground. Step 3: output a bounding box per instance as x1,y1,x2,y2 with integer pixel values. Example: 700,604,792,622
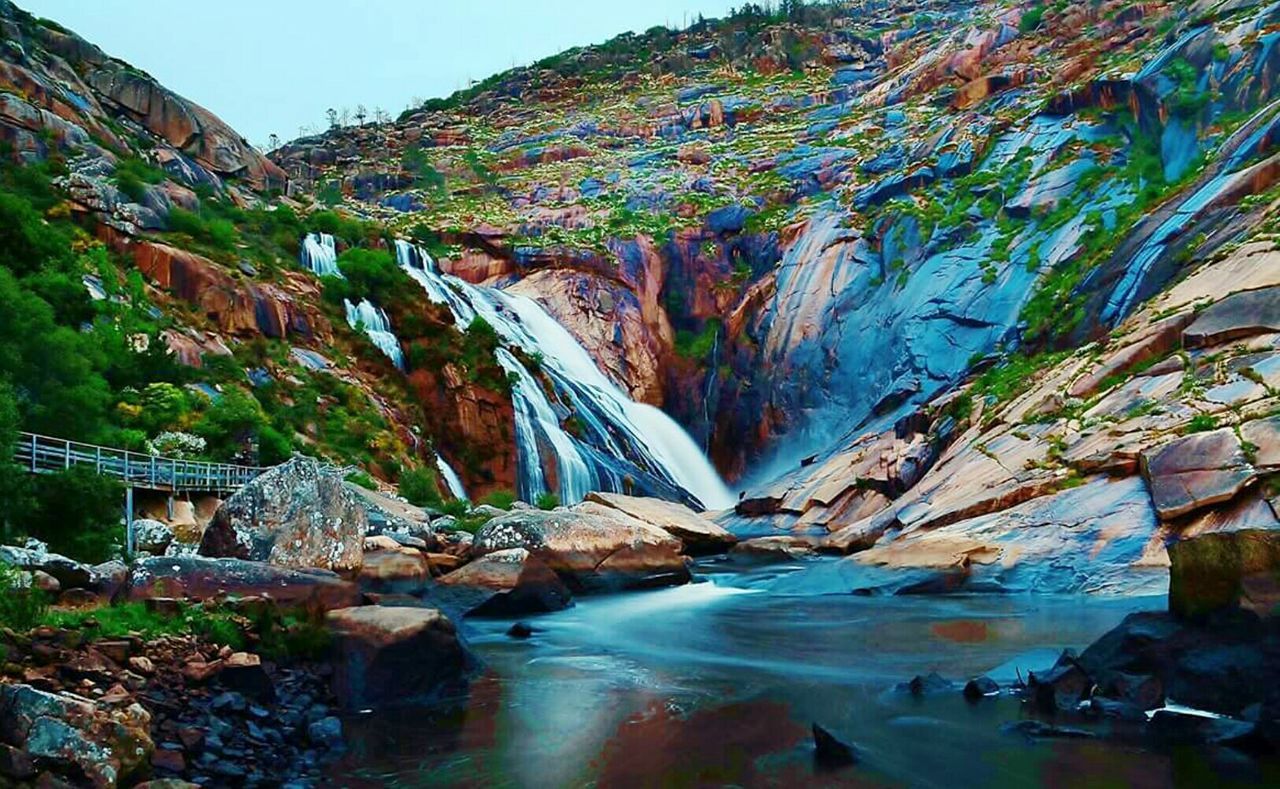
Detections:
127,556,361,612
811,723,858,768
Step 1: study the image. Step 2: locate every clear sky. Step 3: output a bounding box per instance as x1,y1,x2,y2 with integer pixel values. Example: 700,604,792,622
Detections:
19,0,745,148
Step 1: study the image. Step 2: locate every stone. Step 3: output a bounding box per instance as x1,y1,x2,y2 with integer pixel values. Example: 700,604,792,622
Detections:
0,742,35,781
325,606,469,710
472,508,689,591
1147,709,1262,748
963,676,999,701
1028,653,1091,713
30,570,60,594
583,492,738,555
1140,429,1254,520
730,535,820,562
436,548,572,616
307,716,343,748
1002,720,1096,740
0,542,94,590
1168,529,1280,621
358,551,431,594
126,556,360,612
133,519,175,554
127,656,154,675
220,652,274,700
199,456,366,572
1183,286,1280,348
507,622,535,639
811,723,858,768
902,672,953,696
151,747,185,773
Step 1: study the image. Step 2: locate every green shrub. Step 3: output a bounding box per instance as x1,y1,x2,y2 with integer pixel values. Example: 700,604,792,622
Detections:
167,207,238,252
345,470,377,489
1019,5,1045,33
535,492,560,510
399,466,443,508
113,157,165,203
0,562,48,631
1185,413,1219,434
336,248,405,305
481,489,517,510
14,467,123,563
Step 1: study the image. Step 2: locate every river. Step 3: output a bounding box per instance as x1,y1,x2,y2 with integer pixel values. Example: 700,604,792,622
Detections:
328,559,1275,787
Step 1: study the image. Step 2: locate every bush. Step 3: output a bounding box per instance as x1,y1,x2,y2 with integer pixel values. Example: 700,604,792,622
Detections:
481,489,517,510
535,491,560,510
113,157,165,203
336,248,404,305
167,207,238,252
399,466,443,508
0,562,48,631
19,467,123,563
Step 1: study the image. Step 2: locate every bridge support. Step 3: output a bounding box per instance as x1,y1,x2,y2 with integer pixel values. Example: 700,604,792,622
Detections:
124,486,135,558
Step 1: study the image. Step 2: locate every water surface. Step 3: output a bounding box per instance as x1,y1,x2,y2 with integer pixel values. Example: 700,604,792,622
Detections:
331,560,1277,787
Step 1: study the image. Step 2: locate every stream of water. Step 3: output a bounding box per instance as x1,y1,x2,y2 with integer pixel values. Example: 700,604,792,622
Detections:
325,560,1277,788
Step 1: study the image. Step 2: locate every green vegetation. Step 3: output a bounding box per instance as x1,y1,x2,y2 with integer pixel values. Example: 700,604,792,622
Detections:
535,491,560,510
481,489,517,510
1184,413,1220,434
675,318,722,360
399,465,444,509
1019,4,1045,34
112,156,166,202
0,562,48,631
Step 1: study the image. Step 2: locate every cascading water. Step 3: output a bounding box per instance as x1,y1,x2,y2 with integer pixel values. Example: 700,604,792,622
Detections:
435,454,468,501
300,233,342,277
343,298,404,370
393,239,734,510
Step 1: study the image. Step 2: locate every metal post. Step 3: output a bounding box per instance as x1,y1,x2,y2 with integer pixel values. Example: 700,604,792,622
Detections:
63,439,70,469
124,486,135,557
166,494,174,520
28,434,36,472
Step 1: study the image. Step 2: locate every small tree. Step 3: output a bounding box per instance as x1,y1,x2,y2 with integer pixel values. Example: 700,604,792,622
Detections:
355,104,367,125
325,108,338,129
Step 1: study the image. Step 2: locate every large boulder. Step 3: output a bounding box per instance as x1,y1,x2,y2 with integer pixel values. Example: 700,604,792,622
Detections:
324,606,469,709
435,548,572,616
199,456,366,572
472,508,690,591
0,683,153,787
357,550,431,595
583,492,738,555
0,539,95,590
126,556,360,612
1168,529,1280,621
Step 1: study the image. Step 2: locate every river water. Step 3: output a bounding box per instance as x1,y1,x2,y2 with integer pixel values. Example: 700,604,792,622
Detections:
329,560,1276,787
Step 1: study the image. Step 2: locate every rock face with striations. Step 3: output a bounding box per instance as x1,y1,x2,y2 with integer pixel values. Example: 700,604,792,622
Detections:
436,547,572,616
584,492,738,555
199,456,366,572
126,556,361,612
472,506,690,591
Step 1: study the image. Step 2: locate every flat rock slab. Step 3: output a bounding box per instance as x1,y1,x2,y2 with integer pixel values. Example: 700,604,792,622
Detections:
584,491,738,554
1184,286,1280,348
1141,428,1254,520
127,556,360,612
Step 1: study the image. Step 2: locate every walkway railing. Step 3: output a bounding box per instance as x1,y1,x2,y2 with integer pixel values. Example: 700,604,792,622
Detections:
13,432,266,492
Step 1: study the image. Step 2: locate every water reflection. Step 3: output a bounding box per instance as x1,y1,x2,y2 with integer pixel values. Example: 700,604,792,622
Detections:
330,562,1277,787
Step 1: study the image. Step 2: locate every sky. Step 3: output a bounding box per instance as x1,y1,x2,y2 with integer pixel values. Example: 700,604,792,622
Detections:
20,0,745,148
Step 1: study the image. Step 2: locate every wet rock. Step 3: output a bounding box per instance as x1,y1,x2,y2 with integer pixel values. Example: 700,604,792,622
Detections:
473,507,690,591
507,622,535,639
307,716,343,748
199,456,366,572
1002,720,1096,740
325,606,469,710
1147,709,1262,749
436,547,572,616
0,742,35,781
902,672,953,696
126,556,360,612
1168,529,1280,621
0,541,94,590
730,535,820,562
584,492,738,555
963,676,999,701
1028,652,1091,713
811,723,858,768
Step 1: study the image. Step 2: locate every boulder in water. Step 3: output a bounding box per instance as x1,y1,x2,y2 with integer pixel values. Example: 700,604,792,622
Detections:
325,606,469,710
811,723,859,768
1168,529,1280,621
472,507,689,591
436,547,572,616
963,676,999,701
583,492,738,555
199,456,366,572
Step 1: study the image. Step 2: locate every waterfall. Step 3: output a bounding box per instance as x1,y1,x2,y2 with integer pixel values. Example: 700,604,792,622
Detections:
393,239,735,509
300,233,342,277
435,453,468,501
344,298,404,369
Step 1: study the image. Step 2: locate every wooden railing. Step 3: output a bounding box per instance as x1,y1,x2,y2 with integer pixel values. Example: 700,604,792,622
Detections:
13,432,266,492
